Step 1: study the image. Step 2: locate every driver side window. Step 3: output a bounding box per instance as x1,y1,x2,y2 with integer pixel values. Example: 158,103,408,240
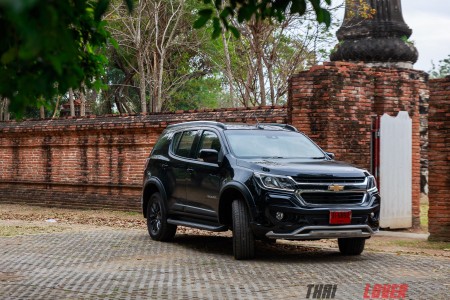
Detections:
197,131,221,163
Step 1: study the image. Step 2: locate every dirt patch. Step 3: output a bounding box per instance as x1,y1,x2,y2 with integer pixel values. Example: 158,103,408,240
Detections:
1,204,449,257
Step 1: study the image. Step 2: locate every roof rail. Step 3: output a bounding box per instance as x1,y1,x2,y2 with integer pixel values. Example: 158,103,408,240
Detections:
166,121,226,129
261,123,299,132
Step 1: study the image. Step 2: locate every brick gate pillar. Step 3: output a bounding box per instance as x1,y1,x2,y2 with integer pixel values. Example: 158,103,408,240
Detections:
428,76,450,241
288,61,427,227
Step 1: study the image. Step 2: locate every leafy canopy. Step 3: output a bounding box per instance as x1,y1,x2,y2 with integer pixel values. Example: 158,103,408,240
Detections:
194,0,332,38
0,0,132,117
0,0,331,117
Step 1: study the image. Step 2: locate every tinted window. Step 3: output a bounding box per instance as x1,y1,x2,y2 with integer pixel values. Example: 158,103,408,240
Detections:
197,131,221,154
224,130,324,158
151,131,172,156
174,130,198,158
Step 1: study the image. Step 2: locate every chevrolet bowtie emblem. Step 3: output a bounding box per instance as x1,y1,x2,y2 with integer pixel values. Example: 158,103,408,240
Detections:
328,184,344,192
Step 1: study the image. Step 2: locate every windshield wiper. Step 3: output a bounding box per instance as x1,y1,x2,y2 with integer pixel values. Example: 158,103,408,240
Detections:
311,156,325,159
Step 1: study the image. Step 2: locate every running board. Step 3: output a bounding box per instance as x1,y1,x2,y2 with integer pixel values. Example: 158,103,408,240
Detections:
167,218,228,232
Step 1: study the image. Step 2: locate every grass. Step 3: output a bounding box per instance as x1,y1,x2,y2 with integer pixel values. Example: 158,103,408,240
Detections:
393,240,450,250
420,203,429,230
0,224,66,237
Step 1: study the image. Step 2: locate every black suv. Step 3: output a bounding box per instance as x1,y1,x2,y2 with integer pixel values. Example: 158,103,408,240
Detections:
142,121,380,259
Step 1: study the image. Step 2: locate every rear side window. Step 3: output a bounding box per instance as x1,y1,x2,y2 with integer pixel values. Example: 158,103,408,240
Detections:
151,131,172,156
173,130,198,158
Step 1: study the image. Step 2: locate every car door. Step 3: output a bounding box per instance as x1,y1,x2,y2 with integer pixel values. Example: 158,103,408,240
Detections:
168,129,199,212
184,130,222,220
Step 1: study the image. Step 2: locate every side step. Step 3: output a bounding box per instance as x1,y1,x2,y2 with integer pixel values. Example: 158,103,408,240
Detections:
167,218,228,232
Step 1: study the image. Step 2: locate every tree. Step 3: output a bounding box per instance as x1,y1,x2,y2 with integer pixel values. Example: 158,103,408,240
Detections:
0,0,130,117
203,2,341,107
0,0,332,118
429,55,450,79
194,0,332,39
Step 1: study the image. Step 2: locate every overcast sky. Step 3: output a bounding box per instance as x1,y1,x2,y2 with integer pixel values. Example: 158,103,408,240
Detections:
333,0,450,72
402,0,450,72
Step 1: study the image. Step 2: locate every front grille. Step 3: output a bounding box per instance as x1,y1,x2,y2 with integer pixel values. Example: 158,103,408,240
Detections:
300,192,365,205
292,177,365,184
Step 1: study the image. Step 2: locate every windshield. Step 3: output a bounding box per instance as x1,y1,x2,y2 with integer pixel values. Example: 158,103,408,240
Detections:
224,130,325,159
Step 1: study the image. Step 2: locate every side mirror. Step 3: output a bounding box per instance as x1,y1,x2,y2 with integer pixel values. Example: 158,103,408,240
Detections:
326,152,335,159
198,149,219,164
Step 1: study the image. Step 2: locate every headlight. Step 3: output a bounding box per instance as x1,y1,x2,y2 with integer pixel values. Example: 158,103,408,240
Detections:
254,173,296,191
367,175,378,192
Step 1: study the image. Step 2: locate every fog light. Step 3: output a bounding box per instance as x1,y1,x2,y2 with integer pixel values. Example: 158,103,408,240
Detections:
370,212,375,218
275,212,284,221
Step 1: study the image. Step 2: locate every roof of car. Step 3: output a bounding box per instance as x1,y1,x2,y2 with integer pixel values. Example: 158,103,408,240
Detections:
166,121,298,132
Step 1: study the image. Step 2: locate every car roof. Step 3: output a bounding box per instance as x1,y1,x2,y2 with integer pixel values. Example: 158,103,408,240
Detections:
166,121,298,132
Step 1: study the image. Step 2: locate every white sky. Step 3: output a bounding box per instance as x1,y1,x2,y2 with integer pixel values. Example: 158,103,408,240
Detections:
402,0,450,71
333,0,450,72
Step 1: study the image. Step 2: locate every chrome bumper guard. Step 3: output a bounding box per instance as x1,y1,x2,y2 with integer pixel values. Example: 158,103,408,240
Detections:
265,225,377,240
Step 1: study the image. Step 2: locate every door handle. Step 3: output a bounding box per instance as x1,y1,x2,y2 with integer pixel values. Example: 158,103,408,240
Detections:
161,163,169,169
187,168,194,173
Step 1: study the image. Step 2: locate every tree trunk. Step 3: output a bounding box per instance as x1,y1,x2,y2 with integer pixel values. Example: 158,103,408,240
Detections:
267,63,275,105
256,52,265,106
138,53,147,113
52,95,61,118
69,88,75,116
0,98,4,121
156,51,165,112
40,105,45,119
251,24,266,106
221,22,234,107
151,51,158,113
4,98,10,121
80,90,86,117
243,69,253,107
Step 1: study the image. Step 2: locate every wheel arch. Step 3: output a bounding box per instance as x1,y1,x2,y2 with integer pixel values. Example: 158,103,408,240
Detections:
218,182,256,226
142,178,167,218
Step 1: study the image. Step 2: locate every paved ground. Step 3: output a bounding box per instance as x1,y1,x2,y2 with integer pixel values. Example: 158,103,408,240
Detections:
1,228,449,300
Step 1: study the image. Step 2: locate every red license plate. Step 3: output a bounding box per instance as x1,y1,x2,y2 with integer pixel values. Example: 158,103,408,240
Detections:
329,211,352,225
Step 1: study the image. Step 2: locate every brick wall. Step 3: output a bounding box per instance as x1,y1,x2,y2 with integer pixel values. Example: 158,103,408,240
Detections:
0,107,287,211
428,76,450,241
0,63,434,232
289,62,428,227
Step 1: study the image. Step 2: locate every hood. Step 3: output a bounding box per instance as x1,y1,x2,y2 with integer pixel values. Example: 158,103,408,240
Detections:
236,158,368,179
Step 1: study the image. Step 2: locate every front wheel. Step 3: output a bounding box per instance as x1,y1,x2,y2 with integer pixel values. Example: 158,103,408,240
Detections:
232,199,255,260
338,238,366,255
146,192,177,241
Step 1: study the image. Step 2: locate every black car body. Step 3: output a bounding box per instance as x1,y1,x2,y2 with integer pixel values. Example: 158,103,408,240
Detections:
142,121,380,259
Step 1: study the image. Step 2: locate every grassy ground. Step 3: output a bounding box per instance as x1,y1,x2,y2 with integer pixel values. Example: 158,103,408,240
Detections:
420,203,429,231
1,203,449,258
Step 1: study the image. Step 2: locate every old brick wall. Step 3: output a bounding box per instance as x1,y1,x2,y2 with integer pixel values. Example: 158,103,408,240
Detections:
289,62,428,227
0,107,287,211
428,76,450,241
0,62,433,231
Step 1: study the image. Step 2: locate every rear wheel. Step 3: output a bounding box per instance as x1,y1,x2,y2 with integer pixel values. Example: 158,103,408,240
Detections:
232,199,255,260
147,193,177,241
338,238,366,255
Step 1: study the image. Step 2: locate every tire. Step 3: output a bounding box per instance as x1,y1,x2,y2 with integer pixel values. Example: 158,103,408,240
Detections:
338,238,366,255
232,199,255,260
146,192,177,241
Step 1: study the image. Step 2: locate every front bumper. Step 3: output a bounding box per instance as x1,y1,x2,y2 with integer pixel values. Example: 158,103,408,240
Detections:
265,224,377,240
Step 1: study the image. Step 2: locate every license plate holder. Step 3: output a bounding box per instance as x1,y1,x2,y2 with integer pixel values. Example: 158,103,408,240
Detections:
329,211,352,225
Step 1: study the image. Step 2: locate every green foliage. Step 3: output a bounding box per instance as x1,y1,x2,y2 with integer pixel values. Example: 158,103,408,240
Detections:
0,0,114,117
195,0,332,39
429,55,450,79
165,77,222,111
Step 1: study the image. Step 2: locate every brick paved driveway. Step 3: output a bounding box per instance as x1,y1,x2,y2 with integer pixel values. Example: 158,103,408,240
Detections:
1,229,448,299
